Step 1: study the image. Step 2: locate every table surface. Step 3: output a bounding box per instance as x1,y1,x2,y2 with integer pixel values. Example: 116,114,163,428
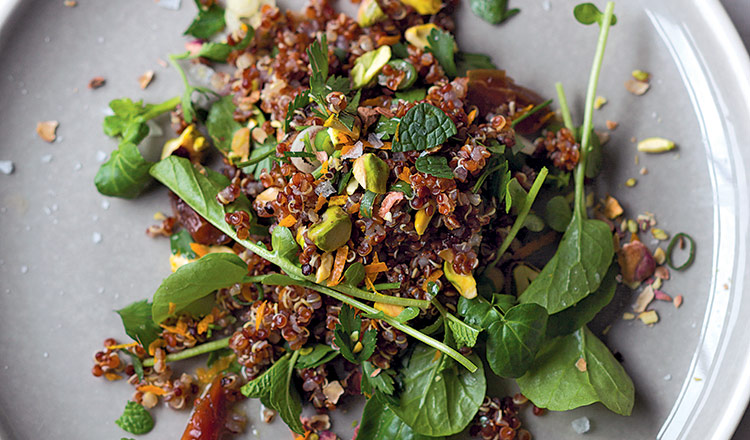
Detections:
720,0,750,438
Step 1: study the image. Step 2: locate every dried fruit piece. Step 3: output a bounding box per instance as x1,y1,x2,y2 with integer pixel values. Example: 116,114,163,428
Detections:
307,206,352,253
618,240,656,288
36,120,59,142
625,79,649,95
88,76,106,89
374,302,405,318
138,70,155,89
603,195,624,219
637,137,676,153
605,120,618,130
673,295,683,308
575,357,587,372
651,228,669,241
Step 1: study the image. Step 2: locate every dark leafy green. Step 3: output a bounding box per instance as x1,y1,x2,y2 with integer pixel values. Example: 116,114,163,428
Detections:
95,142,152,199
206,95,243,154
545,195,573,233
469,0,519,25
115,401,154,435
426,27,457,78
361,361,396,397
116,300,162,348
333,305,377,364
359,394,443,440
103,97,177,142
457,296,501,329
374,116,398,140
485,303,548,378
393,103,457,152
517,326,634,415
241,352,304,434
284,90,310,132
415,155,454,179
184,0,225,39
343,262,366,286
151,253,248,324
170,229,197,258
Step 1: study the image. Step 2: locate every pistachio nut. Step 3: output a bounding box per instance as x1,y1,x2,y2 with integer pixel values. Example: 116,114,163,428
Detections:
161,124,208,162
637,137,675,153
307,206,353,252
353,153,389,194
443,260,477,299
404,23,438,50
414,207,434,236
357,0,386,27
401,0,442,15
351,45,392,89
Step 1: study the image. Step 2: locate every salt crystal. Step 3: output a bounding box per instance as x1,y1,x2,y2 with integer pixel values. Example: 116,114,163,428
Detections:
97,36,105,44
542,0,551,10
98,287,105,293
96,150,108,162
0,160,12,174
74,162,82,171
158,0,182,10
43,206,52,215
101,200,110,210
664,374,672,381
41,154,53,163
43,352,49,358
51,204,58,212
20,265,28,274
92,214,99,221
92,232,102,244
315,181,336,197
571,417,590,434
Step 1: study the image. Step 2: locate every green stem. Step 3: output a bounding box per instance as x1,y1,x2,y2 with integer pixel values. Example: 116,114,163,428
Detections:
142,336,230,367
372,282,400,290
511,99,553,128
168,52,193,92
555,83,575,132
334,282,429,308
574,1,615,219
140,96,181,121
472,163,504,194
488,167,549,269
235,149,276,168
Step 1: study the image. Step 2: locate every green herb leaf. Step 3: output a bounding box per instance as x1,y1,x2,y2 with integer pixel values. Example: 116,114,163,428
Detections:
95,142,153,199
184,0,225,39
469,0,519,24
394,88,426,102
206,95,243,154
387,343,486,436
284,90,310,132
271,225,300,261
361,361,396,397
492,294,518,314
364,306,420,324
103,97,179,141
393,103,456,152
115,401,154,435
151,253,248,324
192,26,254,61
241,352,304,434
118,349,145,381
374,116,399,140
297,344,339,369
457,296,502,329
307,34,330,106
517,326,634,415
505,177,528,214
426,27,457,78
333,305,377,364
358,394,442,440
170,229,197,258
573,2,617,26
343,262,366,286
116,300,162,349
544,195,573,233
446,315,481,348
485,303,548,378
389,181,413,198
456,52,497,76
360,190,378,218
415,155,454,179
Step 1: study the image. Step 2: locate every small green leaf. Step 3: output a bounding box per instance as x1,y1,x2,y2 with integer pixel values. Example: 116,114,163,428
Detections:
469,0,520,25
393,103,456,152
544,195,573,233
170,229,197,258
394,88,426,102
360,191,378,218
116,300,162,349
271,226,299,261
414,155,454,179
206,95,243,154
358,394,441,440
297,345,339,369
94,142,153,199
457,296,502,329
456,52,497,76
333,305,377,364
446,315,481,348
284,90,310,132
374,116,398,140
115,401,154,435
192,26,254,61
486,303,548,378
573,3,617,26
343,262,366,286
425,27,457,78
389,181,413,198
184,0,225,39
118,349,145,381
361,361,396,398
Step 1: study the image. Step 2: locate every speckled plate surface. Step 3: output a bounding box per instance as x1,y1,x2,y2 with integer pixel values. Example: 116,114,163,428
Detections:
0,1,749,439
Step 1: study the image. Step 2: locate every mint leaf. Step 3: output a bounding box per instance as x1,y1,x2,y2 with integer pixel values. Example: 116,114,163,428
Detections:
206,95,243,154
393,103,456,152
116,300,162,349
115,401,154,435
414,155,454,179
241,352,304,434
94,142,153,199
426,27,457,78
184,0,225,39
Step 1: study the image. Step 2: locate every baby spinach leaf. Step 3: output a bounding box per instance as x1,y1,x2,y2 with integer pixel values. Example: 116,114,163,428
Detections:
415,155,454,179
519,211,614,314
544,195,573,233
95,142,153,199
184,0,225,39
573,3,617,26
584,126,603,178
361,361,397,397
206,95,242,154
546,263,617,338
296,344,339,369
333,305,377,364
457,296,502,330
241,351,304,434
393,103,457,152
170,229,197,259
456,52,497,76
516,326,634,415
394,88,426,103
116,300,162,348
192,25,254,62
470,0,520,25
359,394,443,440
486,303,548,378
426,27,457,78
151,253,248,324
115,401,154,435
387,343,486,436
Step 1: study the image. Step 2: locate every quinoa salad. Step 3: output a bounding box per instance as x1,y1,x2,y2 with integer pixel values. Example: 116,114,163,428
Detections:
90,0,694,439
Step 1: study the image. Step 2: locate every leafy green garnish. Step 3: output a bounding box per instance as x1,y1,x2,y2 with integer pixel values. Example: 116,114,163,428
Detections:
343,262,366,286
394,88,426,102
485,303,548,378
103,97,178,143
333,305,377,364
393,103,456,152
359,394,442,440
115,401,154,435
414,155,454,179
361,361,396,397
284,90,310,132
192,25,254,61
151,253,249,324
116,300,162,348
206,95,243,154
241,351,305,434
544,195,573,233
456,52,497,76
94,142,153,199
457,296,502,329
374,116,398,140
517,326,634,415
170,229,197,259
118,349,145,381
573,2,617,26
184,0,225,39
426,27,457,78
360,190,378,218
469,0,519,24
296,344,339,369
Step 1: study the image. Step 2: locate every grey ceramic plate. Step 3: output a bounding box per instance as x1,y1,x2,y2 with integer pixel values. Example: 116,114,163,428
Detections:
1,0,749,439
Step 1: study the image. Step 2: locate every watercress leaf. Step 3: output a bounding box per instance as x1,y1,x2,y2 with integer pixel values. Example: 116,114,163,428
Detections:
361,361,397,397
519,213,614,313
95,142,153,199
415,155,454,179
446,315,481,348
193,25,254,61
271,226,299,261
170,229,197,259
455,52,497,76
241,352,305,434
358,393,442,440
206,95,243,154
457,296,502,329
573,3,617,26
121,121,150,145
297,344,339,369
116,300,162,348
425,28,457,78
394,88,426,103
284,90,310,132
393,103,457,152
544,195,573,232
546,264,617,338
492,294,518,314
387,343,486,436
115,401,154,435
343,262,366,286
184,0,225,39
517,326,634,415
469,0,519,25
151,253,248,324
118,349,145,381
103,99,146,138
486,303,548,378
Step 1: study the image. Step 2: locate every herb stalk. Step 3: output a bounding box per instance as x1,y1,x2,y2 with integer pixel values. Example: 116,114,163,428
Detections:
142,336,230,367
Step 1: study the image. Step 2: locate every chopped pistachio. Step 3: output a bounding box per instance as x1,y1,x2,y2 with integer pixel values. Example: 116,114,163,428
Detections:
633,285,654,313
575,357,587,372
229,127,251,162
307,206,352,252
603,195,624,219
353,153,389,194
161,124,207,161
351,45,392,89
632,69,650,82
651,228,669,241
623,312,636,320
593,95,607,109
627,219,638,234
345,176,359,195
625,79,650,95
404,23,439,50
414,207,434,236
324,113,360,140
316,252,334,283
400,0,442,15
652,277,662,290
443,261,477,299
653,247,666,265
625,178,637,187
637,137,676,153
295,225,308,248
638,310,659,325
357,0,386,27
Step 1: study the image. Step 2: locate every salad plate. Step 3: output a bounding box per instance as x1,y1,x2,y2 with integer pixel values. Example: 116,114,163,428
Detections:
0,0,748,439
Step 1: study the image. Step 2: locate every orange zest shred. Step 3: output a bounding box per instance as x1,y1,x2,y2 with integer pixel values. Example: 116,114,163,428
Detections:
397,167,412,183
377,34,401,46
189,242,210,257
365,276,380,294
364,262,388,275
539,111,555,125
295,431,314,440
104,372,123,381
327,245,349,287
321,160,329,175
347,203,360,215
168,302,177,315
422,269,444,291
161,320,193,340
197,314,215,334
279,214,297,228
148,339,166,356
196,354,235,384
106,342,138,350
256,300,268,331
381,141,392,150
329,195,348,206
137,384,168,395
315,195,327,211
467,107,479,125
